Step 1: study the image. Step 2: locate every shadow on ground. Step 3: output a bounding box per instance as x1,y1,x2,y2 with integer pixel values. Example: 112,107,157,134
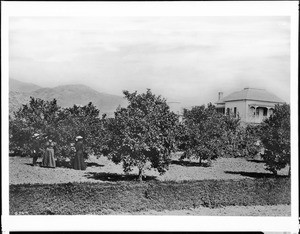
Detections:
246,159,266,163
25,162,42,167
26,161,104,168
86,162,105,168
171,160,211,167
84,172,157,182
224,171,289,178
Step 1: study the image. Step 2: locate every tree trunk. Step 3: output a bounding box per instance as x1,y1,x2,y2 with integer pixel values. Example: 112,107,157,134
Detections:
271,168,278,176
199,156,202,166
207,158,212,167
288,164,291,177
138,167,144,182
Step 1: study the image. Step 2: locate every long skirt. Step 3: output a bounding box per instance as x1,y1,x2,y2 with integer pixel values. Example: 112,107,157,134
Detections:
73,151,86,170
42,148,56,168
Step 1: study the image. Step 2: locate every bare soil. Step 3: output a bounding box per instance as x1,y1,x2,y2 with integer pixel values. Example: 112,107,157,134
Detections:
9,155,289,185
9,155,290,216
119,205,291,216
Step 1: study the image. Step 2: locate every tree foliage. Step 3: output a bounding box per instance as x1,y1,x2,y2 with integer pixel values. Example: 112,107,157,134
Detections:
179,104,227,165
55,102,106,159
102,89,180,181
260,103,290,175
9,97,105,164
179,103,261,165
234,124,262,158
9,97,60,155
9,115,33,156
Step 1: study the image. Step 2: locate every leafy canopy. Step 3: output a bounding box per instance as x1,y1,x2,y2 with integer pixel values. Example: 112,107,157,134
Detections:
260,103,290,175
9,97,106,164
179,103,261,165
10,97,60,155
103,89,180,181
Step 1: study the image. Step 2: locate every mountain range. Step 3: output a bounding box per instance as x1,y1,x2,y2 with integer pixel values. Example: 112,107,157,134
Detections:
9,78,128,117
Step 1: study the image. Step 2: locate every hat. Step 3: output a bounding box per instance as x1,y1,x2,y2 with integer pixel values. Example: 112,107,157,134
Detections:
76,136,83,139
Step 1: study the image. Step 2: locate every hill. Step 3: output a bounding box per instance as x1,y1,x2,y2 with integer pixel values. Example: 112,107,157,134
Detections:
9,80,127,117
9,78,42,93
31,84,127,116
9,91,31,115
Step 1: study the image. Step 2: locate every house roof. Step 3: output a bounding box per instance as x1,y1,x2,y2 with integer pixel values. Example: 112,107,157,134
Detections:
216,88,285,104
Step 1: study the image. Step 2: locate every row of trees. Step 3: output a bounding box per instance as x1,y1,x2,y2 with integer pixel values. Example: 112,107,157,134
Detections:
9,89,290,180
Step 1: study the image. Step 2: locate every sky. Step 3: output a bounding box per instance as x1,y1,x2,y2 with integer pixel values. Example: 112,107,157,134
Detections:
9,16,290,107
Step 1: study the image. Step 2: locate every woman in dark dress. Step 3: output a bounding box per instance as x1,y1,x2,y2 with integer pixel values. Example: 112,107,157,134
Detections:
73,136,86,170
32,133,41,166
42,139,56,168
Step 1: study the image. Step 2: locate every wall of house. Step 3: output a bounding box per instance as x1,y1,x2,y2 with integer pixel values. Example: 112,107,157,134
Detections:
224,100,247,122
245,100,277,123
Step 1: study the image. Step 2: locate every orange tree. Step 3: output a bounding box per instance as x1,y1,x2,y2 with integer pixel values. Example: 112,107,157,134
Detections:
55,103,106,161
9,97,60,155
260,103,290,176
102,89,180,181
178,104,228,165
178,103,260,166
9,97,106,164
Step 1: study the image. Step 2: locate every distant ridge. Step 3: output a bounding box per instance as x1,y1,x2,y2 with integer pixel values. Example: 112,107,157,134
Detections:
9,78,42,93
9,79,128,117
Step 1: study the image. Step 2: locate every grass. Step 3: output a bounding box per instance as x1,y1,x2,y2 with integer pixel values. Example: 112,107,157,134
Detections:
10,177,290,215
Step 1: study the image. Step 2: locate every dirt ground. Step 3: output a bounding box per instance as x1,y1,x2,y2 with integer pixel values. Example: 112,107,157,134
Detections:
119,204,291,216
9,155,290,216
9,155,289,185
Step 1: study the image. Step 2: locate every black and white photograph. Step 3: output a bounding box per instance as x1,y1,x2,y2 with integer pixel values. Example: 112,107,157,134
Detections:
1,1,298,233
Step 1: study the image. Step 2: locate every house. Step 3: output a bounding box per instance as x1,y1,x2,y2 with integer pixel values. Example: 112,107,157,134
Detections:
215,88,285,124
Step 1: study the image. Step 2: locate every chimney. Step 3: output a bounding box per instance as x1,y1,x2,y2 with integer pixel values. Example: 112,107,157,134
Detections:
218,92,223,100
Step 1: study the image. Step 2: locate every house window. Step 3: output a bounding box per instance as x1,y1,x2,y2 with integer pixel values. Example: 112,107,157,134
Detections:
263,108,268,116
226,108,230,115
234,107,237,117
